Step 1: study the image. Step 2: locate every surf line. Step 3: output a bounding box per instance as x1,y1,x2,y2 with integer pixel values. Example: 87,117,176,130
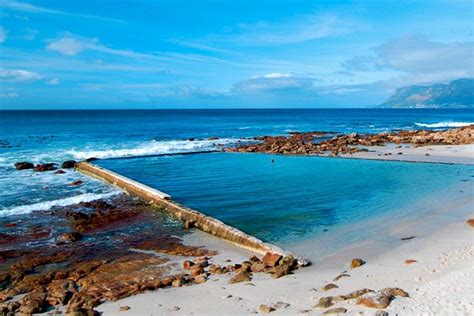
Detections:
75,161,308,265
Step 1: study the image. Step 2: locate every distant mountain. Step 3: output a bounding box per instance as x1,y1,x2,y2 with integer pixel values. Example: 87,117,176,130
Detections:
378,78,474,108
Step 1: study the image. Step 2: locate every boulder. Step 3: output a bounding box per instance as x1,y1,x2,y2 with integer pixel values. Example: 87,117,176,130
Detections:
172,277,185,287
183,260,194,270
193,274,207,284
322,283,339,291
62,160,77,169
262,252,282,267
58,232,83,243
15,162,34,170
259,304,275,313
34,163,57,172
466,219,474,228
251,262,265,273
18,290,47,314
357,292,391,309
323,307,347,314
350,258,365,269
229,271,252,284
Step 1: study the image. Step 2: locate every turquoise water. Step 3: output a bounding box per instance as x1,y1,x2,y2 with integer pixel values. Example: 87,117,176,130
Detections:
97,153,474,247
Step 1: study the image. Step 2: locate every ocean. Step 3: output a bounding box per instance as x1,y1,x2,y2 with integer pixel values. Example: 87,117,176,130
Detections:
1,109,474,255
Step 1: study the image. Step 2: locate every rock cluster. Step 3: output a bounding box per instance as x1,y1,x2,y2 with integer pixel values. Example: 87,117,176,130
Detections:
227,125,474,156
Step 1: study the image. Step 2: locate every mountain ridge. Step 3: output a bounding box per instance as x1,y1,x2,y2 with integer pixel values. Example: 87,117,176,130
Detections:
378,78,474,108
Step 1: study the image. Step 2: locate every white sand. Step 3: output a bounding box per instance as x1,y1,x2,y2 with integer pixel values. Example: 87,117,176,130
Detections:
97,201,474,315
341,143,474,165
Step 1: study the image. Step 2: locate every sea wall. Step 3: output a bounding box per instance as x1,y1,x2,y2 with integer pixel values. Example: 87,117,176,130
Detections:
75,161,289,257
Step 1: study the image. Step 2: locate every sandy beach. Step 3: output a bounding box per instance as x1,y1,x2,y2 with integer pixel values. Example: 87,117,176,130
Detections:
95,147,474,315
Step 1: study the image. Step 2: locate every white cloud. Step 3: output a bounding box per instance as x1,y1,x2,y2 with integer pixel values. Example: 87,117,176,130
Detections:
0,0,124,23
46,36,97,56
344,35,474,85
0,68,41,82
46,78,60,85
0,26,7,43
228,14,362,45
234,73,314,93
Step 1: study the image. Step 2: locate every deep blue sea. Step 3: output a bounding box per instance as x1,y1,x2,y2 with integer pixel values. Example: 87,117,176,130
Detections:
1,109,473,255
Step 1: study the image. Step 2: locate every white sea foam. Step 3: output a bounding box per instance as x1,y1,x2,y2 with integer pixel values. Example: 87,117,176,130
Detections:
67,138,239,160
415,121,474,128
0,192,119,217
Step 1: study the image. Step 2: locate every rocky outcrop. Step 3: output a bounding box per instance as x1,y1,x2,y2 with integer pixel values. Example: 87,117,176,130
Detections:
14,162,34,170
34,163,57,172
227,125,474,156
62,160,77,169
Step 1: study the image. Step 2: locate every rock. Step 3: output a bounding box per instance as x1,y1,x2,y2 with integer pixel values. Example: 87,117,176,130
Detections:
404,259,417,265
189,265,205,277
183,220,196,229
357,292,392,309
341,288,374,300
69,180,84,186
15,162,34,170
62,160,77,169
193,274,207,284
272,301,290,309
375,310,389,316
323,307,347,314
381,287,409,297
271,264,290,278
251,262,266,273
172,277,185,287
34,163,57,172
229,271,252,284
322,283,339,291
119,305,131,311
249,255,260,263
333,273,350,281
58,232,83,243
315,297,336,308
262,252,282,267
466,219,474,227
183,260,195,270
55,170,66,174
350,258,365,269
18,290,47,314
259,304,275,313
400,236,416,241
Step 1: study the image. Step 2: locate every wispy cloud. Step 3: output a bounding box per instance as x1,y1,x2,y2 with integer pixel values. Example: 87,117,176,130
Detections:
0,26,7,43
234,73,314,93
225,14,362,45
0,68,41,82
46,78,60,85
0,0,124,23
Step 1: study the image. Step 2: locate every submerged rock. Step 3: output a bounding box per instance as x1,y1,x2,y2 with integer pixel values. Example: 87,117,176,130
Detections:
34,163,57,172
62,160,77,169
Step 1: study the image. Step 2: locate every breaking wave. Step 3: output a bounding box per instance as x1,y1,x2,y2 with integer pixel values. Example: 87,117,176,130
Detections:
67,138,240,160
415,121,474,128
0,192,120,217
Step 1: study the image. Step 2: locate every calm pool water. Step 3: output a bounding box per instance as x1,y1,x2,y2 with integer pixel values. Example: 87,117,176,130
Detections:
97,153,474,248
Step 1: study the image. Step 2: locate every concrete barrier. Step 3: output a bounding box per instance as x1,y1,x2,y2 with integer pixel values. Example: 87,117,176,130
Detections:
76,161,290,257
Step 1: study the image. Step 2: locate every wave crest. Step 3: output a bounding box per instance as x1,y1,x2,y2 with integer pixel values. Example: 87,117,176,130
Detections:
415,121,474,128
0,192,119,217
67,138,239,160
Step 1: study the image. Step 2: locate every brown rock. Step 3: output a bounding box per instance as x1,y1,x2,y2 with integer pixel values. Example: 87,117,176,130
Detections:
271,264,290,278
381,287,409,297
69,180,84,186
229,271,252,284
259,304,275,313
193,274,207,284
404,259,417,265
350,258,365,269
249,255,260,263
262,252,282,267
357,292,392,309
18,290,47,314
62,160,77,169
58,232,83,243
172,277,185,287
55,170,66,174
315,297,336,308
34,163,57,172
251,262,266,273
189,265,205,277
333,273,350,281
119,305,131,311
183,220,196,229
183,260,195,270
466,219,474,227
323,307,347,314
15,161,34,170
322,283,339,291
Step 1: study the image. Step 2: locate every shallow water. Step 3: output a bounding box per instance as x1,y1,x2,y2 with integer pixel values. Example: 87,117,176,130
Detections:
97,153,474,252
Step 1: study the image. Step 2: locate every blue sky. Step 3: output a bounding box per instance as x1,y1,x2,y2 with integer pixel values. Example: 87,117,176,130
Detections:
0,0,473,109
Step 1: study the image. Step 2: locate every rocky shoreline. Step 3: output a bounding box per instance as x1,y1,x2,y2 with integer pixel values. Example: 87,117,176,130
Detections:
226,125,474,156
0,195,304,315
